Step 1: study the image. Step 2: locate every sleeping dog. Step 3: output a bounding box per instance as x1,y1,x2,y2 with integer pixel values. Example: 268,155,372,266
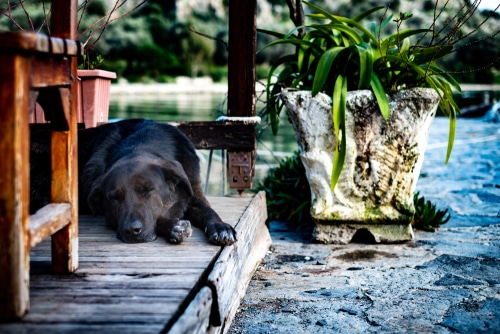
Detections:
31,119,237,246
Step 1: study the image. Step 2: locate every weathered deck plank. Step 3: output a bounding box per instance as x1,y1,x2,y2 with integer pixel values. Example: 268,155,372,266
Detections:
171,192,271,334
0,194,269,334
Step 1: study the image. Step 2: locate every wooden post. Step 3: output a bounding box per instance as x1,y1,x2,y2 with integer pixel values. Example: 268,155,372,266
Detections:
227,0,257,191
49,0,79,273
0,53,32,319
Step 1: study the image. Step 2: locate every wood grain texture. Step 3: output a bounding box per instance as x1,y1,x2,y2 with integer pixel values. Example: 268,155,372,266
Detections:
0,32,80,55
29,203,71,248
169,287,213,334
0,195,267,333
174,122,256,150
207,191,271,333
0,52,31,320
31,58,71,88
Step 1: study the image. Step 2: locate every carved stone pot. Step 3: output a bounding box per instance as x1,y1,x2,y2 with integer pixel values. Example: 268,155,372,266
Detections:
281,88,440,244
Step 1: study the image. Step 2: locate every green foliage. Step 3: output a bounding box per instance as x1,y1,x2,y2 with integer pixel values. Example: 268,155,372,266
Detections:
413,192,451,232
2,1,496,83
258,0,466,190
78,53,104,70
254,151,312,229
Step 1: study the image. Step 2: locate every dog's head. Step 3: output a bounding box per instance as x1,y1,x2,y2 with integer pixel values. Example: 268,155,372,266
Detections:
88,155,192,243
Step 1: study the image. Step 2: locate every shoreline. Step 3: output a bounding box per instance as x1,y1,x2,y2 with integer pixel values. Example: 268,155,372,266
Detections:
110,78,266,95
110,82,229,95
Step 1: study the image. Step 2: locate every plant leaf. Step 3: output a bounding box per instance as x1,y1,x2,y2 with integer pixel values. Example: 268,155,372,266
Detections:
266,55,297,134
370,72,390,119
257,28,286,39
411,44,453,63
312,47,345,96
356,42,374,89
303,0,338,22
352,5,386,22
330,16,379,44
310,23,364,44
445,105,456,164
257,37,324,56
331,74,347,190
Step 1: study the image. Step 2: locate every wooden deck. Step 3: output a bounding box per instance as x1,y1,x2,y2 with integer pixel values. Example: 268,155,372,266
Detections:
0,192,270,334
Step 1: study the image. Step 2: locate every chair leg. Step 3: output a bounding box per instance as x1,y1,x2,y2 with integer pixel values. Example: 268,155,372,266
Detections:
50,88,79,274
0,54,31,319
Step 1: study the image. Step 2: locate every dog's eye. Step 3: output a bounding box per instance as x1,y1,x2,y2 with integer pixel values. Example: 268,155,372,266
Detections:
108,190,124,202
137,186,154,197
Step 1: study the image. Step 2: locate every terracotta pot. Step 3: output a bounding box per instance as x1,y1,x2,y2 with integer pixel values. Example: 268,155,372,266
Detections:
77,69,116,128
281,88,440,244
29,70,116,128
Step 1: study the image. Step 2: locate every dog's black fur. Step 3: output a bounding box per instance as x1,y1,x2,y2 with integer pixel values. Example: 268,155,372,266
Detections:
30,119,236,246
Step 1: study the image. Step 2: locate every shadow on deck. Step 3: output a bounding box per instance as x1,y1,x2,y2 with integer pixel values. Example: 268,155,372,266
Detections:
0,192,270,334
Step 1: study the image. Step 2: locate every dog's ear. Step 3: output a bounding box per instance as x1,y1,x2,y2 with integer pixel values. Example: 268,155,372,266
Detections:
87,175,106,215
159,161,193,198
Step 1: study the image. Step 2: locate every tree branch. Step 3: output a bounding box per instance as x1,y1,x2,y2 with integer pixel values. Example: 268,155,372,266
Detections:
286,0,305,39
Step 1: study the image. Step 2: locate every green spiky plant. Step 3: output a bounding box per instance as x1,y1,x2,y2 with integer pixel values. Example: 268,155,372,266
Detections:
258,0,495,190
413,192,451,232
254,152,312,229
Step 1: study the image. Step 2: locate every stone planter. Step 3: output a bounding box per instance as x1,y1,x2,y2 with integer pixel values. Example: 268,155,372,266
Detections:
77,69,116,128
281,88,440,244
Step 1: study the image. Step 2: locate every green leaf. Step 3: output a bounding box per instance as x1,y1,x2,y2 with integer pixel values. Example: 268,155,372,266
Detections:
312,47,345,96
331,74,347,190
356,42,374,89
352,5,386,22
310,23,364,44
329,16,379,44
256,28,286,39
429,64,461,92
411,44,453,63
291,69,315,89
284,25,307,39
380,13,393,30
383,29,431,46
400,37,410,54
257,37,323,56
445,105,456,164
303,1,338,22
266,55,296,134
305,1,380,44
405,62,458,163
370,72,390,119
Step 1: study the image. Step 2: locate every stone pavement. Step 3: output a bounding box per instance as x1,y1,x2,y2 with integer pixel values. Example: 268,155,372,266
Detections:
229,117,500,333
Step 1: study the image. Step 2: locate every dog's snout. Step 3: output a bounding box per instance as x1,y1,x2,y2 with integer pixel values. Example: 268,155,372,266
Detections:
125,220,143,237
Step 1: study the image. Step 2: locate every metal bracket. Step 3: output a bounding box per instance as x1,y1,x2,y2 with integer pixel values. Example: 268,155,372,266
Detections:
228,151,253,190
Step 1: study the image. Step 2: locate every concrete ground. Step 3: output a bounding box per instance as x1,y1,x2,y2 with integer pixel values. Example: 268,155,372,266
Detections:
229,116,500,334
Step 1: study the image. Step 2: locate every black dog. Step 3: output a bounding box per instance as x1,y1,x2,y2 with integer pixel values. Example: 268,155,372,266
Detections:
30,119,237,246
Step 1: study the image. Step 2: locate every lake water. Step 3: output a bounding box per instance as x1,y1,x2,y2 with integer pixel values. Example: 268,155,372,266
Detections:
108,86,499,195
108,89,298,195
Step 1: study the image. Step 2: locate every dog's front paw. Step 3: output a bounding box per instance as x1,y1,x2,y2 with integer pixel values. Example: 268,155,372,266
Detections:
167,219,192,244
205,222,237,246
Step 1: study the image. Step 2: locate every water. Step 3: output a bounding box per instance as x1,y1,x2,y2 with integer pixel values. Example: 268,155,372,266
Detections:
108,90,298,195
108,87,499,195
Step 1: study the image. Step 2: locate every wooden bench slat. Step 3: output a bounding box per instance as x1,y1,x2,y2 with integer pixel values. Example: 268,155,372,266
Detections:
0,32,82,56
174,122,256,150
29,203,71,248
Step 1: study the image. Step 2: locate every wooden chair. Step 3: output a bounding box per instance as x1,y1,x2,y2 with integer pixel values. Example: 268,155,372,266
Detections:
0,0,80,319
